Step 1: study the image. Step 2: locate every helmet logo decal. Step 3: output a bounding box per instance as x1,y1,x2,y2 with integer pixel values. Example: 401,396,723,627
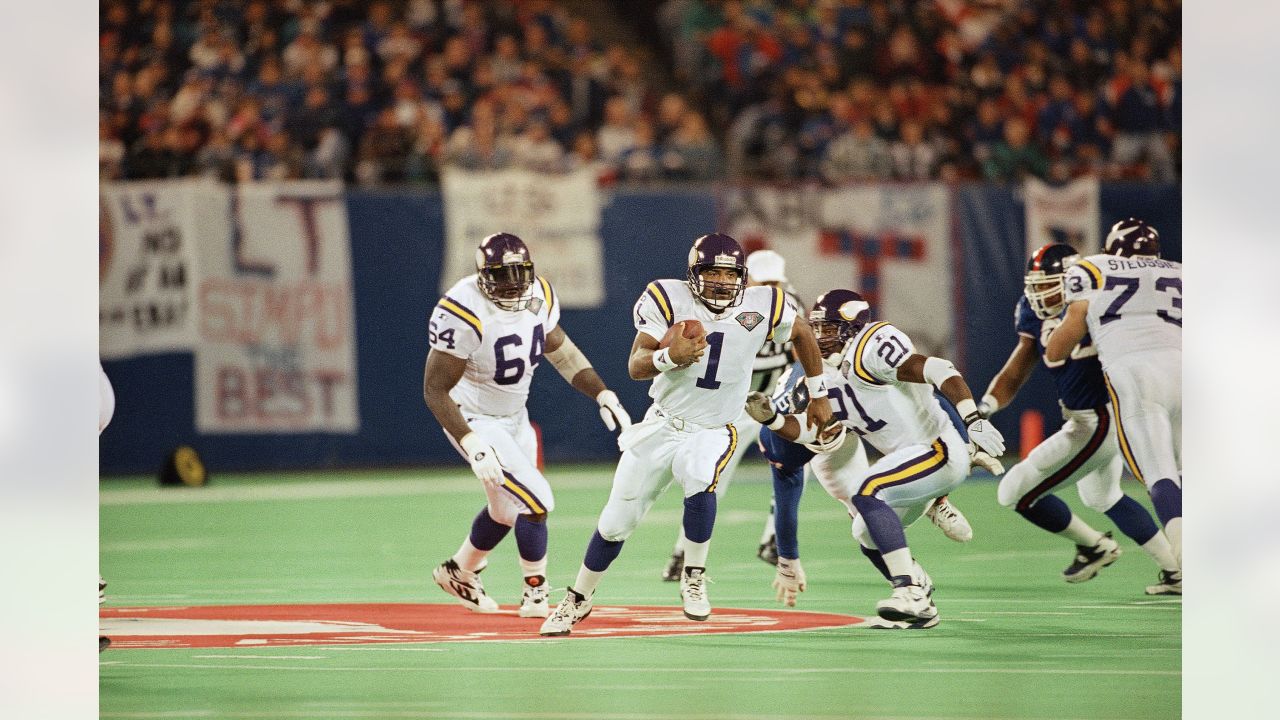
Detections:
735,311,764,331
713,253,738,266
501,250,524,265
838,300,869,321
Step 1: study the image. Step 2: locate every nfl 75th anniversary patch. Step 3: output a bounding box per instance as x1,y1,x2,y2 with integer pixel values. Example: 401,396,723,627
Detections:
735,311,764,331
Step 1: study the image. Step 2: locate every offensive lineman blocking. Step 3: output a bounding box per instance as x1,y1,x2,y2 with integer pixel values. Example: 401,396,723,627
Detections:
1047,218,1182,574
982,242,1180,593
424,233,631,618
540,233,834,635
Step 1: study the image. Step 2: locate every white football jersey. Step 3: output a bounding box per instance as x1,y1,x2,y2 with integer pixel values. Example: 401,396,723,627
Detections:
429,275,561,417
634,280,797,427
750,287,803,392
836,322,952,456
1063,254,1182,366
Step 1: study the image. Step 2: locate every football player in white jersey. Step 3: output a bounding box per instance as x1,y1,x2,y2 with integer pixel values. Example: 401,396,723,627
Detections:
1047,218,1182,570
540,233,834,635
660,249,803,581
981,243,1180,593
424,233,632,618
746,289,1005,626
741,290,981,617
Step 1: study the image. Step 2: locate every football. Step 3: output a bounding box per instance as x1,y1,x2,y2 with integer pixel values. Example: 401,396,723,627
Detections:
659,319,704,348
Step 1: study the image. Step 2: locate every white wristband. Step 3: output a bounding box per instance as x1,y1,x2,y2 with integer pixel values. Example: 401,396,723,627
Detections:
980,393,1000,415
652,347,678,373
955,398,978,422
805,375,828,399
459,432,486,457
766,413,786,431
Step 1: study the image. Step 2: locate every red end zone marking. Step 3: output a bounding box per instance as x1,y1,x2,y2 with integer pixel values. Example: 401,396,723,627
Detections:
100,603,865,648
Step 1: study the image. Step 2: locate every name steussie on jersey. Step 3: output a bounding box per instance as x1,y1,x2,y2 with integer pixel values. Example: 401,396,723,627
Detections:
428,275,560,417
1063,253,1181,362
634,280,796,428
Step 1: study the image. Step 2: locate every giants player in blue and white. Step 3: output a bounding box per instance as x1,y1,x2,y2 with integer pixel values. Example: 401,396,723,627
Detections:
741,290,985,621
745,289,1005,626
981,243,1180,593
1047,218,1182,583
660,249,802,581
424,233,631,618
540,233,833,635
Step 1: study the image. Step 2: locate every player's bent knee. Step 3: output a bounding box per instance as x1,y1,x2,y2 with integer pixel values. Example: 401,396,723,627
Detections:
1079,487,1123,513
996,465,1032,507
523,512,548,524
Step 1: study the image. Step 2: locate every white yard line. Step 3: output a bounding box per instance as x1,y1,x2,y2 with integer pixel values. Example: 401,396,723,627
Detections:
101,663,1179,676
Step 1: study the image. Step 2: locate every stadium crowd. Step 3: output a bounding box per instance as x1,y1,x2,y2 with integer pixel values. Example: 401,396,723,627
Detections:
100,0,1180,186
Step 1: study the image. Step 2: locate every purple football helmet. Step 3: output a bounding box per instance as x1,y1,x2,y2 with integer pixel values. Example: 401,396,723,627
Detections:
809,289,870,362
686,233,747,311
475,232,535,311
1024,242,1081,319
1104,218,1160,258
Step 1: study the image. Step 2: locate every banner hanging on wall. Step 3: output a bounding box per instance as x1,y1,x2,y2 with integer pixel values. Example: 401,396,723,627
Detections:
440,168,605,307
722,184,956,359
1024,176,1101,256
188,181,360,434
99,181,200,358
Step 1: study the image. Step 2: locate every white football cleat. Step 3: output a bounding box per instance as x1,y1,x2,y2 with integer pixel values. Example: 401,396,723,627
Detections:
1145,569,1182,596
680,566,712,621
519,576,550,618
876,580,938,624
99,576,106,606
432,559,499,613
1063,532,1122,583
539,588,593,636
925,495,973,542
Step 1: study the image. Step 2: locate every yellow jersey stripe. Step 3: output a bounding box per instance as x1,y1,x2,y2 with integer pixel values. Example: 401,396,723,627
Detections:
852,322,890,385
859,440,947,496
538,277,555,317
646,281,674,325
1103,374,1144,484
1078,260,1103,290
708,423,738,493
766,288,784,340
502,474,546,515
439,298,483,338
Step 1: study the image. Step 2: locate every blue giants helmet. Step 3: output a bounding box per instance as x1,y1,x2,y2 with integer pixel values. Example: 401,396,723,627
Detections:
1104,218,1161,258
1024,242,1081,319
687,233,747,311
809,289,870,364
475,232,535,311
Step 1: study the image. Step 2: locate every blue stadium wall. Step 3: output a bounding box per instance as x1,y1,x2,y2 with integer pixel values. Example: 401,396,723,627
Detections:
100,183,1180,475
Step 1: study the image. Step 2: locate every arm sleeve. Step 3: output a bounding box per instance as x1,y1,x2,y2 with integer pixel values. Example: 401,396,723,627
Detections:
633,282,673,342
536,276,561,332
773,288,799,343
1063,261,1104,304
428,301,483,359
851,323,915,385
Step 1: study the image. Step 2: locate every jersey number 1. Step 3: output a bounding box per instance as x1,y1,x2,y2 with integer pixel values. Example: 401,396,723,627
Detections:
695,332,725,390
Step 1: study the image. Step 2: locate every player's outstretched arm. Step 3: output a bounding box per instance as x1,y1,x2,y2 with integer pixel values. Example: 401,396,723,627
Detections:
545,325,631,433
897,354,1006,457
788,317,834,430
981,336,1038,416
1045,302,1089,363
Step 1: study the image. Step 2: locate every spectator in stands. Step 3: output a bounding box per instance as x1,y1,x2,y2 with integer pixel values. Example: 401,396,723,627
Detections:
596,96,638,167
662,111,722,181
983,116,1048,182
617,118,664,183
821,118,893,183
890,119,937,180
512,120,567,173
1104,59,1176,181
357,108,414,183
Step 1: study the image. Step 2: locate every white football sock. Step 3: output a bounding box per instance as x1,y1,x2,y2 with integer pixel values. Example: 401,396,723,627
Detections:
760,502,776,544
672,529,686,555
1058,515,1104,547
1139,530,1180,572
520,556,547,579
882,548,913,579
683,538,711,568
572,564,605,598
1163,517,1182,568
453,540,489,572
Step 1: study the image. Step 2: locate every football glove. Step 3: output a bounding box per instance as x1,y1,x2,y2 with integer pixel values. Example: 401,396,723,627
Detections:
744,391,777,425
964,415,1006,457
977,393,1000,418
969,446,1005,476
459,432,504,489
596,390,632,433
773,558,807,607
804,420,847,454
